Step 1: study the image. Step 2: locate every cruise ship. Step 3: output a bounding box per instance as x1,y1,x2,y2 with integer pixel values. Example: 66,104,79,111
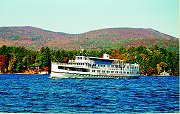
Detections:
50,54,140,78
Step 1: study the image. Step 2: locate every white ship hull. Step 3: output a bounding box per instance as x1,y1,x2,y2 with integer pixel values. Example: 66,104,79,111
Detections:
50,71,140,79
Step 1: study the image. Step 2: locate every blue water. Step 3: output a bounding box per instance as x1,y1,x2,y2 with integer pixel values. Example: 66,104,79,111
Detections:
0,74,179,113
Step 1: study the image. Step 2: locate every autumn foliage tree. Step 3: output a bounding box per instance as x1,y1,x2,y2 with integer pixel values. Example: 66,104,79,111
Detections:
110,50,121,59
0,55,5,73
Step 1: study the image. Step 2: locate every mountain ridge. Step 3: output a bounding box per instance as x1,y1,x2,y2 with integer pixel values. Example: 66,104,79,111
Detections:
0,26,178,50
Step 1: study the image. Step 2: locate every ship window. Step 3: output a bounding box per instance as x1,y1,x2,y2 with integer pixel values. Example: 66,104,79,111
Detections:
82,68,89,72
107,71,110,73
115,71,118,73
102,70,105,73
115,65,118,68
58,66,64,69
119,65,122,68
79,57,82,60
97,70,100,73
111,71,114,73
65,67,69,70
92,70,95,72
127,72,129,74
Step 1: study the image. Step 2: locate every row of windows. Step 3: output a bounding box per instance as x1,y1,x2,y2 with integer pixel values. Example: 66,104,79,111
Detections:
68,63,89,66
95,65,123,68
58,66,89,72
67,63,124,68
91,70,126,74
64,62,138,69
76,57,89,60
74,63,124,68
126,66,138,69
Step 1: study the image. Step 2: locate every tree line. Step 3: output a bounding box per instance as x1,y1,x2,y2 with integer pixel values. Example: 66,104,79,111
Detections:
0,45,179,76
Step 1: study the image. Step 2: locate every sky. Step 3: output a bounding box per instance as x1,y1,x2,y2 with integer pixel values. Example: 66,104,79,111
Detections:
0,0,179,37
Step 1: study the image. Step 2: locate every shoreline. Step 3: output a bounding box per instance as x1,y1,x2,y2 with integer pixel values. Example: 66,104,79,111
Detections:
0,73,178,76
0,72,49,75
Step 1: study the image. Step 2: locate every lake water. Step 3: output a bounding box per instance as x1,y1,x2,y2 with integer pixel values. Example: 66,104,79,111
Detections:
0,74,179,113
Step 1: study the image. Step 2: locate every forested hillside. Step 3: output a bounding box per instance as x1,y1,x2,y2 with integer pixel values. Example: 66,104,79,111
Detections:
0,45,179,76
0,26,178,50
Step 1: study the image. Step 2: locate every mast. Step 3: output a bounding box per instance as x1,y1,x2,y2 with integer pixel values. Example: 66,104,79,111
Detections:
80,46,84,56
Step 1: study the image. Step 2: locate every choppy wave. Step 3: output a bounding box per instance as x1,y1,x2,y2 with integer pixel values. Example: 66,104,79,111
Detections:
0,74,179,113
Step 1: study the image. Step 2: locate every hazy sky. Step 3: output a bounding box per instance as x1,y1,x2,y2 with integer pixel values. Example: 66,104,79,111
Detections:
0,0,179,37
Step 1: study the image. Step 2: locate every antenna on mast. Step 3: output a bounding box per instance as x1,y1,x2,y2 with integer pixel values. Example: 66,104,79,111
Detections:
80,46,84,56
